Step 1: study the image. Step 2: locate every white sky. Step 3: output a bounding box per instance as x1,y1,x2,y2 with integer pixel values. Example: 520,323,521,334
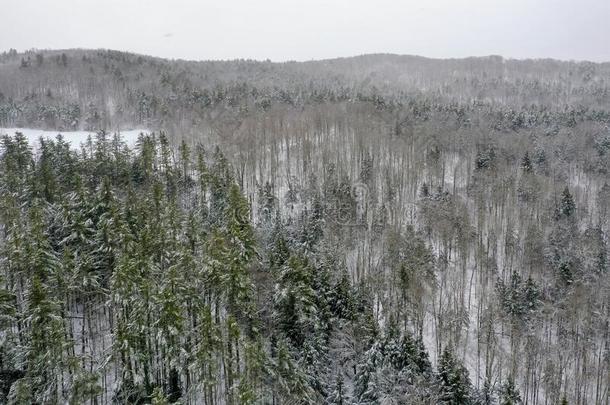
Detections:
2,0,609,62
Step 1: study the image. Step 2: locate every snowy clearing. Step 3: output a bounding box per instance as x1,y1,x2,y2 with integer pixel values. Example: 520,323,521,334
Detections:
0,127,150,149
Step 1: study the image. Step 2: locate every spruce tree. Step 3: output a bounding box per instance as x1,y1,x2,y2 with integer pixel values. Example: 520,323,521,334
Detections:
330,269,355,320
559,186,576,218
437,346,472,404
499,376,522,404
521,151,532,173
354,342,381,404
275,254,317,347
223,183,257,313
25,275,65,403
327,374,350,405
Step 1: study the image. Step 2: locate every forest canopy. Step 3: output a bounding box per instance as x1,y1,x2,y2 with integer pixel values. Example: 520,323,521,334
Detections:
0,49,608,404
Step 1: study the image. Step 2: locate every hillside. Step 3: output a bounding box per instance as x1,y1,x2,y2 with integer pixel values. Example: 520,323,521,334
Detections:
0,49,608,404
1,49,609,134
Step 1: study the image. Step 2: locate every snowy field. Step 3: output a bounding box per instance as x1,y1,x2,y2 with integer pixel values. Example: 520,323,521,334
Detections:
0,127,150,149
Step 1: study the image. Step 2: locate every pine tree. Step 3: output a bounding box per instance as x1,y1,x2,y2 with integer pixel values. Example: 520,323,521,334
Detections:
68,370,102,405
133,133,156,184
420,182,430,198
437,346,472,404
193,305,222,403
257,181,277,226
299,193,324,250
521,151,532,173
155,258,186,401
25,275,65,403
327,374,350,404
150,387,170,405
178,138,192,185
479,378,495,405
208,147,234,225
559,186,576,218
273,340,315,403
223,183,257,313
1,133,33,199
533,146,547,171
381,319,402,368
36,138,59,202
499,376,522,404
475,146,496,171
91,177,121,286
523,277,540,316
354,342,381,404
7,378,32,404
330,269,355,320
237,339,268,404
413,334,432,375
275,254,317,347
268,218,290,271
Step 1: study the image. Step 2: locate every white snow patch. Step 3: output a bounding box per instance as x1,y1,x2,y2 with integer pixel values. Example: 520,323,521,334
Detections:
0,127,150,149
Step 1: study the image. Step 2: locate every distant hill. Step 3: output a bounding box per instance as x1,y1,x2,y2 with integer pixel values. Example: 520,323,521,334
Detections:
0,48,608,133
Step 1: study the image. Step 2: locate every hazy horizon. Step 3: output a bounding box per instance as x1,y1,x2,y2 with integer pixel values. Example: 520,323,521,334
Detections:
4,48,609,65
2,0,609,63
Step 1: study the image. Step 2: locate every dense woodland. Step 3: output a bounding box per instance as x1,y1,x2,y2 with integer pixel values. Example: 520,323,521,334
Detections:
0,49,609,404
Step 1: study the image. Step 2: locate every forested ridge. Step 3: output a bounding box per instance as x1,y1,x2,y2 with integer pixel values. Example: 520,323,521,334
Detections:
0,49,609,404
1,49,610,133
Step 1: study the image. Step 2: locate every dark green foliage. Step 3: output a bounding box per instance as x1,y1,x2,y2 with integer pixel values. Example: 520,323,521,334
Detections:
354,342,381,404
330,270,356,320
257,181,277,226
475,146,496,171
327,374,350,404
532,147,547,171
496,272,541,322
437,346,472,404
559,187,576,218
275,254,317,347
1,49,608,403
499,377,522,405
0,133,272,403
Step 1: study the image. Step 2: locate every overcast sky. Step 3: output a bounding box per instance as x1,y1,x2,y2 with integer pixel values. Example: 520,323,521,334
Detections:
2,0,609,62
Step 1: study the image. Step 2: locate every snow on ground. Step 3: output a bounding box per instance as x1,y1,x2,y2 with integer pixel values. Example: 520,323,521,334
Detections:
0,127,150,149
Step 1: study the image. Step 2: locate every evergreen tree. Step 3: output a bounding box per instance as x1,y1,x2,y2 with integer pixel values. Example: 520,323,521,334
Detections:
420,182,430,198
257,181,277,226
413,334,433,375
330,269,355,320
533,147,547,171
327,374,350,405
178,138,192,185
208,147,234,225
222,183,257,313
25,275,65,403
560,186,576,218
475,146,496,171
275,254,317,347
521,151,532,173
268,218,290,271
354,342,381,404
499,377,522,405
437,346,472,404
273,340,315,403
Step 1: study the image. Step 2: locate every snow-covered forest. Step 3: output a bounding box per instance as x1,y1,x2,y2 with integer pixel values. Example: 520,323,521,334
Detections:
0,49,609,404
